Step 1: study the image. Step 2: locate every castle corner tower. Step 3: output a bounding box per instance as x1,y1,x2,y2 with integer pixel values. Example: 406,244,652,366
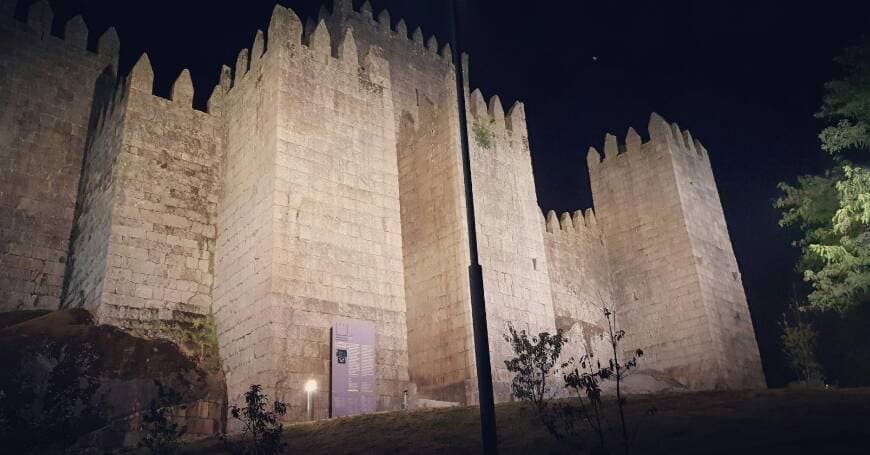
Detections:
586,113,765,389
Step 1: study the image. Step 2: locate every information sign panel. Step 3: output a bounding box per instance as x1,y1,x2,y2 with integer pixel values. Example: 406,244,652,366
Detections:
331,319,377,417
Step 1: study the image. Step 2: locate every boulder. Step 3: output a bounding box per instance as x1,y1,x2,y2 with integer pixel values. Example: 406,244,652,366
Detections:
0,309,225,453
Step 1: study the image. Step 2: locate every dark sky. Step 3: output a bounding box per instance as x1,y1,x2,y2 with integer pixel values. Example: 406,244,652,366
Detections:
31,0,870,387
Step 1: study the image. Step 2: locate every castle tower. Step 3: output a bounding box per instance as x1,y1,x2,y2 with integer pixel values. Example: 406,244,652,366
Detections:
323,0,479,404
465,88,557,401
324,1,559,404
0,1,118,312
212,8,411,420
62,50,223,331
587,114,765,389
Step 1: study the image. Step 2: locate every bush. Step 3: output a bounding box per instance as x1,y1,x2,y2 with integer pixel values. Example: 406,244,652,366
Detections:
223,384,288,455
562,350,608,451
503,324,568,439
473,122,494,149
139,380,186,455
504,305,654,455
780,312,826,387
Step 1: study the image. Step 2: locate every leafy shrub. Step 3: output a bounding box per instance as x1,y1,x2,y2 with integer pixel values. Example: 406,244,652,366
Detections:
0,339,103,453
597,307,650,455
780,312,826,387
224,384,288,455
142,309,222,373
473,122,494,149
189,311,221,372
503,324,568,439
562,351,608,451
139,380,186,455
504,306,654,455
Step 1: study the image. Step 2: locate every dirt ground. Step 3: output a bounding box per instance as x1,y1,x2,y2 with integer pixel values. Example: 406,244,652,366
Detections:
186,387,870,454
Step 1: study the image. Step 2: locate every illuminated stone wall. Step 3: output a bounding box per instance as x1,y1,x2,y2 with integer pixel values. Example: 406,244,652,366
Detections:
68,57,221,329
465,87,557,401
0,1,117,311
542,209,613,362
326,0,478,405
0,0,766,429
214,8,411,420
586,115,765,389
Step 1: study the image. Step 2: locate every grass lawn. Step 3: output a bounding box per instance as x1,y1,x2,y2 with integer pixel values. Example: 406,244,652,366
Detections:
186,388,870,454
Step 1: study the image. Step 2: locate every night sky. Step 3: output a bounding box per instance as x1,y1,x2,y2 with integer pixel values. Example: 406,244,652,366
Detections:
30,0,870,387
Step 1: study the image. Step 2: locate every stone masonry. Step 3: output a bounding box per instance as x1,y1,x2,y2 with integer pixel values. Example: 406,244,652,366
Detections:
0,0,118,311
586,117,765,389
0,0,765,425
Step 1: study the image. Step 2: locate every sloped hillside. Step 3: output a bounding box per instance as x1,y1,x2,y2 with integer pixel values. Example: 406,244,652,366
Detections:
191,388,870,454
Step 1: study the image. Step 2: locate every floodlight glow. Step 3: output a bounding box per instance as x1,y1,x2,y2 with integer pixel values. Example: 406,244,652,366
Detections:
304,379,317,393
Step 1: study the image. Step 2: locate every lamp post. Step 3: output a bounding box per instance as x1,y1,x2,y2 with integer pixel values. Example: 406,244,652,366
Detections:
304,379,317,421
447,0,499,453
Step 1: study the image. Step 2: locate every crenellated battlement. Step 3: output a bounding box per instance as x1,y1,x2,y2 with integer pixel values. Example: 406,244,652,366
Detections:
220,6,394,99
3,0,119,70
324,0,452,63
468,87,529,142
123,53,216,115
5,0,451,121
586,112,764,390
111,4,400,118
587,113,710,168
542,209,599,235
3,1,218,116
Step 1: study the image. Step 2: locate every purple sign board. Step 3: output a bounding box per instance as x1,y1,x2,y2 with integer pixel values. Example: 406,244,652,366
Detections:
331,319,377,417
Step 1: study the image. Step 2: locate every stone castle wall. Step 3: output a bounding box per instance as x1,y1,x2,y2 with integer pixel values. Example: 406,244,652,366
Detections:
267,18,411,418
212,24,283,421
667,121,765,388
63,51,222,331
587,115,764,389
0,0,766,428
466,88,557,401
329,2,564,403
542,209,613,359
396,82,474,403
326,0,479,404
213,8,413,419
0,2,118,311
61,76,126,314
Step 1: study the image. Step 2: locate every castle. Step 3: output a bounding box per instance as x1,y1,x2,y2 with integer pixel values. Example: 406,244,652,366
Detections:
0,0,765,421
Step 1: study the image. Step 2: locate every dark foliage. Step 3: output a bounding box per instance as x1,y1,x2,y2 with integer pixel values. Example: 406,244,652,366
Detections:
502,324,569,440
223,384,288,455
139,380,187,455
0,338,103,454
779,306,826,388
504,306,655,455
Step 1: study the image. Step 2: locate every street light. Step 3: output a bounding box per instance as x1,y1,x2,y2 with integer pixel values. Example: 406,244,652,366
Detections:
304,379,317,421
447,0,499,453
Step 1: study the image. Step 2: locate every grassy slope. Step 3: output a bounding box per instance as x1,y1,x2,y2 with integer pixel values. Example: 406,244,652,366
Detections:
188,389,870,454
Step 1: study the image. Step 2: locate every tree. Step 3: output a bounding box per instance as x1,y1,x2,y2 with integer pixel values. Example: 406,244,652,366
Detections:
596,307,647,455
776,38,870,314
504,306,653,455
502,324,568,440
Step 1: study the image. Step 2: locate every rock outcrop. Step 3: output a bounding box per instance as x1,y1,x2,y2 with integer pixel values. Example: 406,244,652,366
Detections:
0,309,225,452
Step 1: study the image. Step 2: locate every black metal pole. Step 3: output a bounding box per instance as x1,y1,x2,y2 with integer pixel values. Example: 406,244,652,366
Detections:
447,1,498,453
